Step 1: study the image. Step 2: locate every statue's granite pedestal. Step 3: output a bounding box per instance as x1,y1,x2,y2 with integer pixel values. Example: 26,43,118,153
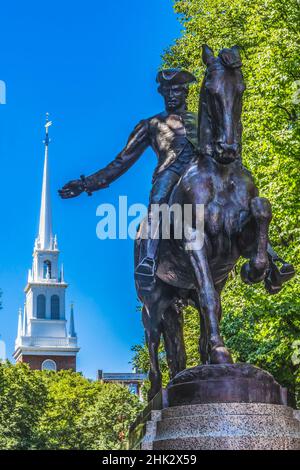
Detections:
129,364,300,450
143,403,300,450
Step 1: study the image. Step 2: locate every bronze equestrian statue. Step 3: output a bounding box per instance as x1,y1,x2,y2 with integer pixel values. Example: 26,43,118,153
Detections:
59,45,294,401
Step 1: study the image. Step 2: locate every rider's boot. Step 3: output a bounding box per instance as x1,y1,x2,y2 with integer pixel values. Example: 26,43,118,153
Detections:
135,238,159,294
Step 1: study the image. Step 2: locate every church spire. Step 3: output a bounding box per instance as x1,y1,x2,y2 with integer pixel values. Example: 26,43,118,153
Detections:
38,113,53,250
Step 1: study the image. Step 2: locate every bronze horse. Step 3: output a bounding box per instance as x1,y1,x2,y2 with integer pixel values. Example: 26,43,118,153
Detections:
135,45,275,400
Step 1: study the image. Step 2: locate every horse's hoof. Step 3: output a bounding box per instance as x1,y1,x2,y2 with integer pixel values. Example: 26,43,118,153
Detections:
210,346,233,364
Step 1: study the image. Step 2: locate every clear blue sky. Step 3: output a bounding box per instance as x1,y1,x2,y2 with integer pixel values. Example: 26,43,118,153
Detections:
0,1,182,378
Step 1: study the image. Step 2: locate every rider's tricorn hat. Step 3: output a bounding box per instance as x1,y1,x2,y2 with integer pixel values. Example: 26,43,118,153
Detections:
156,68,196,86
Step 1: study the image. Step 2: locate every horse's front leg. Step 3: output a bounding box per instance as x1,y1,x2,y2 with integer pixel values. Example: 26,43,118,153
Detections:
186,242,233,364
241,197,272,284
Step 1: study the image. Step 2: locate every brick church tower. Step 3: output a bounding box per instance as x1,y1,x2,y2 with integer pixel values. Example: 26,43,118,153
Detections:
13,116,80,371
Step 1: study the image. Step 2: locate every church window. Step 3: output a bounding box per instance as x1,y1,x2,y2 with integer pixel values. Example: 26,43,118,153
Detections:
51,295,60,319
37,294,46,319
42,359,57,371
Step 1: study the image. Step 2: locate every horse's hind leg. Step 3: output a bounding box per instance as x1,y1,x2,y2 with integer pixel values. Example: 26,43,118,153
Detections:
162,304,187,379
142,285,173,401
142,304,163,401
241,197,272,284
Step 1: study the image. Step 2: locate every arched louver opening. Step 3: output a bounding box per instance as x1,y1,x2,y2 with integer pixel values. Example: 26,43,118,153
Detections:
43,260,52,279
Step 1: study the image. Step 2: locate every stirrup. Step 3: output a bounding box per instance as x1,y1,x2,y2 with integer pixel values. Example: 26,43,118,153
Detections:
264,256,295,295
135,257,156,278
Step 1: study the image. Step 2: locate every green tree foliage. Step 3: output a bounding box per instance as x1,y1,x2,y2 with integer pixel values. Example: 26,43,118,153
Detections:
0,363,47,449
37,369,101,449
133,0,300,402
79,383,142,450
0,363,142,449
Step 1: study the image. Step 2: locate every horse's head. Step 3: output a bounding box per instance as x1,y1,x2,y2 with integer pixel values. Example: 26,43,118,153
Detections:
199,45,245,164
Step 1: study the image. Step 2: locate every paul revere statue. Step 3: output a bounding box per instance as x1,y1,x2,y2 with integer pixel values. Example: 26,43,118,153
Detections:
59,69,294,294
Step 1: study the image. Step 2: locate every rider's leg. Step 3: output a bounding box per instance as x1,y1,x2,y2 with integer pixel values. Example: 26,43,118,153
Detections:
135,170,180,280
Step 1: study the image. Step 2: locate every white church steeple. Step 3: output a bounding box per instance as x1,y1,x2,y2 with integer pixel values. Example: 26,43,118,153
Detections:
37,114,53,251
14,115,80,371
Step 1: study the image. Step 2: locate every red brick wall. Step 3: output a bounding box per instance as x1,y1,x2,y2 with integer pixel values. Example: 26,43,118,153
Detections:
17,354,76,371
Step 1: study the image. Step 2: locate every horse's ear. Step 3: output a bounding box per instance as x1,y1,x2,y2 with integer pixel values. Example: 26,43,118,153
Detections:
231,45,241,60
202,45,215,66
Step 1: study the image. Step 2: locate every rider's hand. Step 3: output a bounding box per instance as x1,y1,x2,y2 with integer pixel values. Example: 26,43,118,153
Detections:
58,179,85,199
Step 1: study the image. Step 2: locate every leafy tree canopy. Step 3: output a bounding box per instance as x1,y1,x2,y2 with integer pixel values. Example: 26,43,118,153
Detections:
0,363,142,450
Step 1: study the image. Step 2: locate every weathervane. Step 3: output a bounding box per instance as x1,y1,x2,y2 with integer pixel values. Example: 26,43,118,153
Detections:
44,112,52,146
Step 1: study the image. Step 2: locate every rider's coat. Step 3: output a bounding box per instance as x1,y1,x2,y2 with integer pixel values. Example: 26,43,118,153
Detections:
89,111,199,189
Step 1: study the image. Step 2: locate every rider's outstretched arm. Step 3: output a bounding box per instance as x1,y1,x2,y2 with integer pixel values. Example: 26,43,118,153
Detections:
59,119,150,199
84,119,150,192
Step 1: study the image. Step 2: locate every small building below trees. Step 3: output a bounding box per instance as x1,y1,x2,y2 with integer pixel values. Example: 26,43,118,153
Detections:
98,369,147,400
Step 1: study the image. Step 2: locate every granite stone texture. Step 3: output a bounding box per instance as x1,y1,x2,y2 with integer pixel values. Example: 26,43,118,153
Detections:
154,436,300,450
294,409,300,422
141,410,162,450
141,403,300,450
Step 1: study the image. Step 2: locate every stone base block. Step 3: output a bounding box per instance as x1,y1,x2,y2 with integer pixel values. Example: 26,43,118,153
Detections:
167,364,287,407
144,403,300,450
